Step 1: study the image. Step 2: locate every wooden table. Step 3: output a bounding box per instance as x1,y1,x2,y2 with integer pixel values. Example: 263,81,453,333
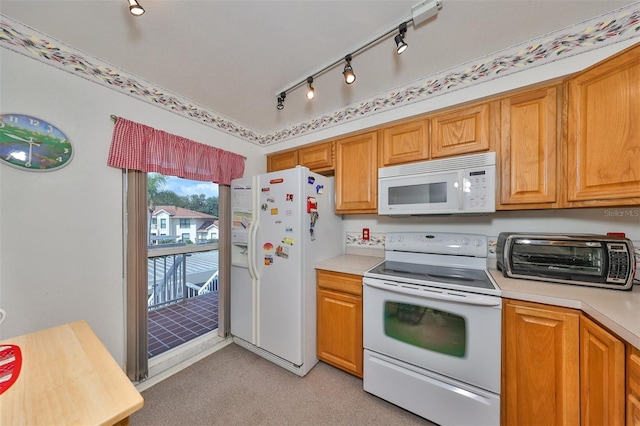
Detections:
0,320,143,425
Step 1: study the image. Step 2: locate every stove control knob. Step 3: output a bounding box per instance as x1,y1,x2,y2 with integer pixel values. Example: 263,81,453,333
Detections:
474,239,483,247
462,238,470,245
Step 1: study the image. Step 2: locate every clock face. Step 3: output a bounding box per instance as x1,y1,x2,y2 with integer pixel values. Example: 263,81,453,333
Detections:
0,114,73,172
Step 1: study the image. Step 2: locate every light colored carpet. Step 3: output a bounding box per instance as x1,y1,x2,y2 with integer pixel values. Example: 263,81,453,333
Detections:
131,343,433,425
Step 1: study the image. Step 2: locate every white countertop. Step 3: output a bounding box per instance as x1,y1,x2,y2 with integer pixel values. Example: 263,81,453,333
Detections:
490,269,640,349
315,254,383,276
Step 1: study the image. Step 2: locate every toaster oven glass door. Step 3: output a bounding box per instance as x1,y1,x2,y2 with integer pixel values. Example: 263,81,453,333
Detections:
510,239,605,280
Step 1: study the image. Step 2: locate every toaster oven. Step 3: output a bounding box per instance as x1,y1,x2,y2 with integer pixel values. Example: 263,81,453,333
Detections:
497,233,636,291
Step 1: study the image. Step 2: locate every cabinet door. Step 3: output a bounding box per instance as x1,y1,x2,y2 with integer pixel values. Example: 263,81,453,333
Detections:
566,44,640,205
267,150,298,172
317,270,363,377
379,119,429,167
499,86,558,208
629,346,640,426
335,131,378,214
503,299,580,426
431,102,491,158
299,141,334,172
580,315,625,426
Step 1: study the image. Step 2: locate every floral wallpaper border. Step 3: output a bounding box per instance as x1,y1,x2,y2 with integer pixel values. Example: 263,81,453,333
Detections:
1,4,639,146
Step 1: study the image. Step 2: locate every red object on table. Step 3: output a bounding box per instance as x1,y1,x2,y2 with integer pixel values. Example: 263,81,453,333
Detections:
0,344,22,395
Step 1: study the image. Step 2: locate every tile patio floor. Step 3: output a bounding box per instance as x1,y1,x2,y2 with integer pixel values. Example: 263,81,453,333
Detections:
148,291,218,358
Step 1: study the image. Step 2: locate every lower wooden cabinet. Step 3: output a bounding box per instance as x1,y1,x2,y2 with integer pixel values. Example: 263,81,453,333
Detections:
580,315,626,425
629,346,640,425
503,299,627,426
503,299,580,425
316,270,363,377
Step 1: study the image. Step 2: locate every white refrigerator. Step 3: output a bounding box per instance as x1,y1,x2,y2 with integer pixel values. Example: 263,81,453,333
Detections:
230,166,343,376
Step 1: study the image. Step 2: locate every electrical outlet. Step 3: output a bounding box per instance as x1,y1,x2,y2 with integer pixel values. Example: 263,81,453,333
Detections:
362,228,370,241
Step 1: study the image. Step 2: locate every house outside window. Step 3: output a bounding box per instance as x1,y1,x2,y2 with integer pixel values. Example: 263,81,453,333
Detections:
180,218,190,227
160,218,167,229
152,218,157,225
181,233,190,242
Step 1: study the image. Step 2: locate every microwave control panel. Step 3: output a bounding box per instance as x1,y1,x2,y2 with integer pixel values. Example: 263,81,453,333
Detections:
463,168,495,212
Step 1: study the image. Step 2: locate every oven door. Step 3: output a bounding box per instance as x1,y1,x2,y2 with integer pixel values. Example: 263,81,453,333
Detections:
363,277,501,393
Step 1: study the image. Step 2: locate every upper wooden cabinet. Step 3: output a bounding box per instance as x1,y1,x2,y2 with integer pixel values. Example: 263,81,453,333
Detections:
267,150,298,172
298,141,334,173
498,85,559,209
430,101,492,158
266,141,334,173
566,43,640,206
379,119,429,167
335,131,378,214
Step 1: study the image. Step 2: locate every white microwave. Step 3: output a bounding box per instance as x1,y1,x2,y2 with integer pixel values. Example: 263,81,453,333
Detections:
378,152,496,215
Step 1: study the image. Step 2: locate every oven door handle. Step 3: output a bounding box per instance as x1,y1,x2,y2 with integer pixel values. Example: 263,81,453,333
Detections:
364,279,501,307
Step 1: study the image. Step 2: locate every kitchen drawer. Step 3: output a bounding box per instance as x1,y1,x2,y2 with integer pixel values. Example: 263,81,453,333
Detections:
317,269,362,296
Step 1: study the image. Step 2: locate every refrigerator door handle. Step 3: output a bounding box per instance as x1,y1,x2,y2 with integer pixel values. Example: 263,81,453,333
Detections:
248,175,261,281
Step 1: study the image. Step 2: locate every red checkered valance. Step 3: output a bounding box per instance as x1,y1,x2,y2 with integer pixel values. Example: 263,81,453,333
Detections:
107,117,245,185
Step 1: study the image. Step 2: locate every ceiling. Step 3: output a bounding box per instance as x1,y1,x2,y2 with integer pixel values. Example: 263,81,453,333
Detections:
1,0,636,137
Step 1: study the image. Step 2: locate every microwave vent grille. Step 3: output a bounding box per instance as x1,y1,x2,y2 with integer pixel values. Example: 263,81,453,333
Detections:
379,152,496,178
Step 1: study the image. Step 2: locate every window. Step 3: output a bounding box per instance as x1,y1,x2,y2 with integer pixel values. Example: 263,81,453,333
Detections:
181,233,190,242
160,218,167,229
180,218,190,227
152,217,157,225
384,301,466,357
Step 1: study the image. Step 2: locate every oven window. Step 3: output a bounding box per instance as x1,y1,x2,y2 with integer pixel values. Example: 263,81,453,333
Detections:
388,182,447,205
384,301,466,357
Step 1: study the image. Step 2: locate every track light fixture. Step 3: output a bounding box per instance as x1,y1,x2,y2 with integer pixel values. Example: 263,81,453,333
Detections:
277,92,286,110
275,0,442,110
343,55,356,85
306,77,315,100
395,22,408,54
128,0,145,16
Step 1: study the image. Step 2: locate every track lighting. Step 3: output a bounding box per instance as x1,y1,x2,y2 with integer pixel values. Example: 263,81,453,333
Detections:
275,0,442,110
343,55,356,85
395,22,408,54
277,92,286,110
128,0,145,16
306,77,315,100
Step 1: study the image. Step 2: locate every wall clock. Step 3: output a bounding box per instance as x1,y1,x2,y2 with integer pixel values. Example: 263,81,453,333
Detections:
0,114,73,172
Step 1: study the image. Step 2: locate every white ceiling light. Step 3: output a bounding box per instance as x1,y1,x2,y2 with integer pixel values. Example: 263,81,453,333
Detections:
128,0,145,16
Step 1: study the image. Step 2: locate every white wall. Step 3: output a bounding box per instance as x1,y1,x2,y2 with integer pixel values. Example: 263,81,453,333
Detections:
0,49,263,365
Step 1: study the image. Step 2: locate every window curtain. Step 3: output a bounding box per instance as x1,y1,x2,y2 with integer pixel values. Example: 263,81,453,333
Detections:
108,117,245,184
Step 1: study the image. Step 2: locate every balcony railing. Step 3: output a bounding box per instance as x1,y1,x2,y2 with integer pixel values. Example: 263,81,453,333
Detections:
147,243,219,311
